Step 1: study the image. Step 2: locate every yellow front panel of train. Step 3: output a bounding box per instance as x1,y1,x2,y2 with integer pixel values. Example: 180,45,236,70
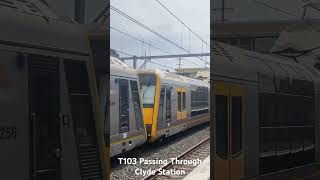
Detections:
143,108,154,125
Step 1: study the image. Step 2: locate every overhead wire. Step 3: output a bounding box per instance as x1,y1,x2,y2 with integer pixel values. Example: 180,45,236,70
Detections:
149,61,175,70
252,0,300,18
112,49,135,57
110,5,208,64
113,49,174,70
154,0,209,46
110,26,200,66
154,0,209,65
111,26,171,55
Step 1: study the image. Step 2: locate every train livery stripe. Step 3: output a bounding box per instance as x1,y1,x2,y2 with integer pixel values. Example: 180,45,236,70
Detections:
156,115,209,134
111,134,146,145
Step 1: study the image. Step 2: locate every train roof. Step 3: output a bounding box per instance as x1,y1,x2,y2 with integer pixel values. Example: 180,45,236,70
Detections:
271,30,320,53
213,41,315,85
110,56,138,79
139,69,210,88
0,1,90,58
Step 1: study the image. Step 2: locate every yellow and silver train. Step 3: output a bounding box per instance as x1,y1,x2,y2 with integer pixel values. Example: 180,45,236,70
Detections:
108,56,210,156
109,57,146,157
213,41,320,180
139,69,210,143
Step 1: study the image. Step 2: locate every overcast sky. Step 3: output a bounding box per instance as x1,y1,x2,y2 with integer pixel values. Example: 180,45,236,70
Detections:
212,0,320,22
110,0,210,71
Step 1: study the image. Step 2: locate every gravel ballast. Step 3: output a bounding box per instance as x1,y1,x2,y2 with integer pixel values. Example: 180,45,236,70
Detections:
110,125,210,180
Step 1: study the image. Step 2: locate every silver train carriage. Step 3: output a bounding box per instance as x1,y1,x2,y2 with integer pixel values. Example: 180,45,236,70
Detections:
109,57,146,157
213,41,320,180
138,69,210,143
0,3,106,180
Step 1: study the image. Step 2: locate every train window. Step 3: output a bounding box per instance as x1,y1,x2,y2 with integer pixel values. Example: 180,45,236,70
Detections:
158,86,165,127
130,81,144,130
270,62,288,92
260,92,315,174
277,95,288,126
182,92,186,111
292,79,314,96
191,86,209,116
166,86,171,122
139,74,156,108
216,95,228,160
259,94,275,127
257,63,274,92
177,92,182,112
119,79,129,133
232,96,242,157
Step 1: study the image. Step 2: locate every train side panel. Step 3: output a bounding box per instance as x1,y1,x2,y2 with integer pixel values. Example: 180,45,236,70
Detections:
243,84,259,179
110,75,146,156
0,51,29,180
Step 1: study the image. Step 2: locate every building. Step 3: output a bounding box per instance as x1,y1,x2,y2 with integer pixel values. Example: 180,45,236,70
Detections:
271,28,320,70
175,68,210,80
195,71,210,82
211,0,320,23
211,0,320,53
212,19,320,53
110,49,120,58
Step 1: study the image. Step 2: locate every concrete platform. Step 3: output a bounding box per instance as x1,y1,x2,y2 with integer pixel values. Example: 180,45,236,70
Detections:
184,156,210,180
261,163,320,180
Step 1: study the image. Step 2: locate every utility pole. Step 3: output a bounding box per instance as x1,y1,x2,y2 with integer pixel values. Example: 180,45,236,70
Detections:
221,0,225,23
75,0,86,23
177,58,181,69
212,0,234,22
133,56,137,69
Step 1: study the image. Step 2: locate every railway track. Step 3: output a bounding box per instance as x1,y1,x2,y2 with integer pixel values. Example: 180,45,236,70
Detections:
143,137,210,180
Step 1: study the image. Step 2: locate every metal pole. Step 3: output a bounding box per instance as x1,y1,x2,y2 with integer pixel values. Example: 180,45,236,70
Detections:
178,58,181,69
75,0,86,23
133,56,137,69
222,0,225,23
120,53,210,60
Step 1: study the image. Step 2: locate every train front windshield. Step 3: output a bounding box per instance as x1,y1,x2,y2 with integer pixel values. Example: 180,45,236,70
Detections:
138,74,156,108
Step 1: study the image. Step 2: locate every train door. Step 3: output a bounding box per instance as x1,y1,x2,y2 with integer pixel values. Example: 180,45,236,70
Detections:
29,57,61,180
176,87,187,120
215,81,244,180
158,85,165,128
165,86,171,126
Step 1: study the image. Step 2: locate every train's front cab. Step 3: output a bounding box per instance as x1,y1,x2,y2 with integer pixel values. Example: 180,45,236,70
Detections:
138,71,160,142
109,57,146,157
